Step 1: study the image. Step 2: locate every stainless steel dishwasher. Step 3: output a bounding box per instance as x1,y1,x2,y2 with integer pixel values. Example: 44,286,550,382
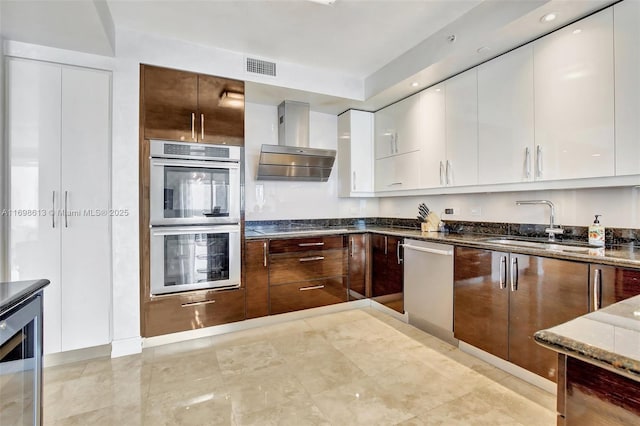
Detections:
402,239,456,344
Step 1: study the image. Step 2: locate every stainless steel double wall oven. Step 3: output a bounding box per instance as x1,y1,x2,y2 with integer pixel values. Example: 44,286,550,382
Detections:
149,140,241,295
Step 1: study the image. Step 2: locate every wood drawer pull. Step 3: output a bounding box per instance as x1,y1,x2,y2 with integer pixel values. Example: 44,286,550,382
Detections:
298,242,325,247
299,256,324,262
299,285,325,291
181,299,216,307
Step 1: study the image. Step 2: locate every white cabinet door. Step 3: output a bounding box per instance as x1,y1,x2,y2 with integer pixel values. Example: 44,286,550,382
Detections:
337,110,374,197
420,83,446,188
445,69,478,186
374,93,422,159
60,67,111,351
374,151,421,192
534,8,614,180
478,45,534,184
614,0,640,176
8,58,63,355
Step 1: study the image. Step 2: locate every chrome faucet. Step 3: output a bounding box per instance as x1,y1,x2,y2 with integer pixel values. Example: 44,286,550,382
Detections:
516,200,564,242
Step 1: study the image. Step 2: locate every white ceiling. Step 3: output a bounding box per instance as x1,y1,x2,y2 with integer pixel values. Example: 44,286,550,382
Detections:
0,0,617,113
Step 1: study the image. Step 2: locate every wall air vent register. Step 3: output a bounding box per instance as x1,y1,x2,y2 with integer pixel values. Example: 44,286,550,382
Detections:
246,57,277,77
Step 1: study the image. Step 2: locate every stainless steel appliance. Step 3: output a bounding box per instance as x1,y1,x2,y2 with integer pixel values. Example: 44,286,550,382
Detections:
149,140,242,295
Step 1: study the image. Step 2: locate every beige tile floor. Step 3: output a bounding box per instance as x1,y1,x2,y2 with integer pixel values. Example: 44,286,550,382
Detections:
43,308,556,425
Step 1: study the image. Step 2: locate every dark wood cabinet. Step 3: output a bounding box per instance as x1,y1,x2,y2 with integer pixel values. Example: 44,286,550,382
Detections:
245,240,269,319
371,234,403,313
454,247,589,382
144,288,245,337
348,234,369,300
590,264,640,310
268,236,348,315
141,64,244,146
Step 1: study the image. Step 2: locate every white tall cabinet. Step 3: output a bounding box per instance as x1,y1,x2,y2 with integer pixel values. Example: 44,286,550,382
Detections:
478,45,535,184
614,0,640,176
8,58,111,354
533,8,615,181
419,83,446,188
337,110,374,197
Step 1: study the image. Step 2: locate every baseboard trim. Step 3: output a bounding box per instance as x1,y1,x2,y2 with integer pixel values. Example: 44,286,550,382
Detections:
43,344,111,368
369,299,408,323
458,341,557,394
111,336,143,358
143,299,371,349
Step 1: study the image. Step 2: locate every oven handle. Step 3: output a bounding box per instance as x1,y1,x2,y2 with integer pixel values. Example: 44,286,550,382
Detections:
150,158,240,169
151,225,240,236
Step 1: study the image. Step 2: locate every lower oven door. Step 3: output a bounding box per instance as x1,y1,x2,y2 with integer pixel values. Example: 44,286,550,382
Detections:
150,225,241,296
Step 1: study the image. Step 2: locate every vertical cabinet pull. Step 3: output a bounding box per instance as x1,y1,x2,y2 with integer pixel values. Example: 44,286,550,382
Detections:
397,240,403,264
52,190,56,228
349,238,354,257
525,147,531,179
394,132,399,153
389,134,394,155
352,171,356,191
499,256,507,289
439,161,445,185
594,269,602,311
446,160,452,185
384,236,388,255
64,190,69,228
536,145,542,178
191,112,196,140
510,257,518,291
201,114,205,140
262,241,267,268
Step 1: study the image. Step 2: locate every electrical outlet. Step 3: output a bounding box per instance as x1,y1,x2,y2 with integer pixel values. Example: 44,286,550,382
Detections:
444,208,454,215
471,207,482,216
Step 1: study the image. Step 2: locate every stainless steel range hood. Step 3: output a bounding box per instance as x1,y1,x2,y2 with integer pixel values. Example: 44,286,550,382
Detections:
257,101,336,182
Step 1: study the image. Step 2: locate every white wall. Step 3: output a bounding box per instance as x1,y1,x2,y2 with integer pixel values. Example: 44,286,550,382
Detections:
244,102,378,220
379,187,640,229
0,4,5,280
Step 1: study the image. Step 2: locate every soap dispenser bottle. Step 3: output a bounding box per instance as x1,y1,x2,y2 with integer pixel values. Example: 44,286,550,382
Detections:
588,215,605,247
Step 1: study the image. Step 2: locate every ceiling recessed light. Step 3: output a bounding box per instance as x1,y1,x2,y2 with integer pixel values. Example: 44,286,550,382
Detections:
435,88,441,92
540,13,557,23
411,82,420,87
573,29,582,34
477,46,491,54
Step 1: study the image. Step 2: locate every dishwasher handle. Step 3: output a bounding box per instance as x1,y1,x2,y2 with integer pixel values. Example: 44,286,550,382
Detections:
401,243,453,256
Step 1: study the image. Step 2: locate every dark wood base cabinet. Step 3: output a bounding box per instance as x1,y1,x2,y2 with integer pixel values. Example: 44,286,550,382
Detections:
270,277,348,315
144,288,245,337
348,233,369,300
558,354,640,425
371,234,403,313
245,240,269,319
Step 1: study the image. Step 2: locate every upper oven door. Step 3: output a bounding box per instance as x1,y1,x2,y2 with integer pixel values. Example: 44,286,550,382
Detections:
150,158,240,225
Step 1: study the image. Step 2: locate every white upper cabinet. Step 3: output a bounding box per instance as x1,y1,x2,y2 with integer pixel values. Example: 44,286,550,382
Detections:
374,93,422,159
445,69,478,187
614,0,640,176
419,83,446,188
374,151,422,192
337,110,375,197
533,8,614,181
478,45,535,184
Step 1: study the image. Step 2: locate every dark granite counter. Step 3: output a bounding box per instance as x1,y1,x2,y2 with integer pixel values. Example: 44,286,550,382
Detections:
246,224,640,270
534,295,640,382
0,279,50,313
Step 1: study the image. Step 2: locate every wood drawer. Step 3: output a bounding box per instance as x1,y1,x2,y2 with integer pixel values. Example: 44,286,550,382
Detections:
270,249,347,285
144,288,245,337
268,235,345,254
270,277,348,315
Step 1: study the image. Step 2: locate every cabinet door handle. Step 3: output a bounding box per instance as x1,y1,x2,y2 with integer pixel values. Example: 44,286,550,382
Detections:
181,299,215,307
389,133,394,155
52,190,56,228
299,256,324,262
201,113,205,140
263,241,267,267
299,285,325,291
191,112,196,140
525,147,531,179
384,236,388,255
536,145,542,178
64,190,68,228
298,242,324,247
594,268,602,311
510,257,518,291
499,256,507,289
394,132,399,153
352,171,356,191
387,182,403,186
439,161,445,185
397,240,403,264
349,238,353,257
446,160,452,185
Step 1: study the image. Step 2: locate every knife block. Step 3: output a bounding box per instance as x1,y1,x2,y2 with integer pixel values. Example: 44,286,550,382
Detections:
421,212,441,232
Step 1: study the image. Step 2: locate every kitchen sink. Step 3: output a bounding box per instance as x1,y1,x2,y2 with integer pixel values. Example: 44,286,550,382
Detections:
483,238,597,254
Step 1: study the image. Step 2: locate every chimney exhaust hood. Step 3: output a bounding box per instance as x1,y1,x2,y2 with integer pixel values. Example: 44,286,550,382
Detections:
257,101,336,182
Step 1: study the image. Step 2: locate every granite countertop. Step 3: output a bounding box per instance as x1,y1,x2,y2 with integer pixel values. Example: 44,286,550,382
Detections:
534,295,640,381
245,225,640,269
0,279,50,314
